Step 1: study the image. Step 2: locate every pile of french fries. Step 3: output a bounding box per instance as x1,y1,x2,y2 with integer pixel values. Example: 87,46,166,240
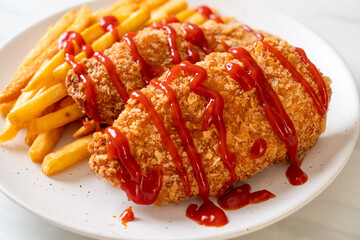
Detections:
0,0,229,177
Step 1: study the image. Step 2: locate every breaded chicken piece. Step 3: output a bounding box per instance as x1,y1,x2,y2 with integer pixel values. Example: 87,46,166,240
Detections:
66,22,264,124
88,38,331,205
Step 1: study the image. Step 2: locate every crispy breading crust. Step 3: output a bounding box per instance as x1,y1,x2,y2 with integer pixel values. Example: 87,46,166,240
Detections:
65,22,262,124
89,38,331,205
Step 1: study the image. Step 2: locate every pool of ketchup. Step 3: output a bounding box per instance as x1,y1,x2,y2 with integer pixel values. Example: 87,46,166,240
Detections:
186,200,228,227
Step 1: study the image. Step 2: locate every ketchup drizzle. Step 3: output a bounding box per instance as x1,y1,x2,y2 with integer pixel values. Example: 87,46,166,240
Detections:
120,206,135,226
217,183,275,210
152,23,182,64
100,15,120,42
227,47,307,186
195,6,224,24
296,47,329,112
164,61,238,196
105,126,162,205
122,32,164,85
182,22,213,55
242,25,328,116
186,43,201,64
59,31,101,131
250,139,267,159
161,16,180,25
211,36,229,51
151,79,208,199
93,51,129,103
129,90,191,196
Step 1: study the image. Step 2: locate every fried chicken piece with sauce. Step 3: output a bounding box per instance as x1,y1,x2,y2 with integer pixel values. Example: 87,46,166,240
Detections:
88,37,331,205
66,21,265,124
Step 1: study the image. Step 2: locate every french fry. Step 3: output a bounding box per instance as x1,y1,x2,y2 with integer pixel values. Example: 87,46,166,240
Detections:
27,95,75,158
73,119,96,138
0,118,23,144
185,12,207,25
24,5,93,92
92,0,139,23
0,91,36,143
139,0,168,10
146,0,187,25
58,96,75,108
0,100,16,116
27,103,85,135
41,134,93,176
53,7,151,80
0,10,77,104
28,126,65,163
7,83,68,126
175,9,196,22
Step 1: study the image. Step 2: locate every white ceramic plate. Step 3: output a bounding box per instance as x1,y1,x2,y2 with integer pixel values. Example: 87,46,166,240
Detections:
0,0,359,239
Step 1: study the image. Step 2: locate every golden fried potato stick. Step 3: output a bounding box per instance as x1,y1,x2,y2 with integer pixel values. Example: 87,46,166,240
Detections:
28,96,74,162
29,126,65,163
73,119,96,138
24,5,93,92
91,0,139,23
0,100,15,116
41,134,93,176
0,10,77,104
7,82,68,126
0,91,36,143
175,9,196,22
185,12,207,25
139,0,168,10
145,0,187,25
27,103,85,135
24,96,73,146
53,7,151,80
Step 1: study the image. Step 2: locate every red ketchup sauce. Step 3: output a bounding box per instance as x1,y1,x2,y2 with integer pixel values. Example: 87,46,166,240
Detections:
211,36,229,51
243,25,328,116
105,126,162,205
242,24,328,185
58,31,101,131
151,79,208,200
227,47,308,186
163,61,238,196
182,22,213,55
129,90,191,196
195,6,224,24
250,139,267,159
120,206,135,226
160,16,180,25
186,43,201,63
186,200,228,227
122,32,164,85
93,51,129,103
217,184,275,210
100,15,120,42
152,23,182,64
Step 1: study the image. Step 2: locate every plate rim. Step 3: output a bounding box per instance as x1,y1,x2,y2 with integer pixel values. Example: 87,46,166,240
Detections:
0,0,359,239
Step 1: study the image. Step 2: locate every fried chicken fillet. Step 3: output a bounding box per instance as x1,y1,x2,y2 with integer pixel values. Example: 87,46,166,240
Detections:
66,21,265,124
88,38,332,205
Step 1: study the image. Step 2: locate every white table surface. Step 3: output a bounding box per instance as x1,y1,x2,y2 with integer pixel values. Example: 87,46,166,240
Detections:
0,0,359,239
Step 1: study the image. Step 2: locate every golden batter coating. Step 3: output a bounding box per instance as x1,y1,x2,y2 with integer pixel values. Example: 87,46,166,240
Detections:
65,22,263,124
88,38,331,205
